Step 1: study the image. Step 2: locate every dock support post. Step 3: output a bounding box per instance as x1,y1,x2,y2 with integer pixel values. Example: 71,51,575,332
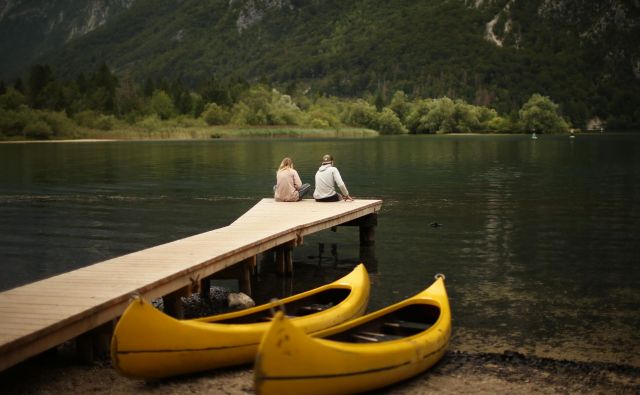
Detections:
338,213,378,272
285,245,293,275
276,242,295,276
275,247,283,275
239,256,256,296
208,256,256,297
200,276,211,300
358,213,377,247
163,287,189,318
76,320,115,363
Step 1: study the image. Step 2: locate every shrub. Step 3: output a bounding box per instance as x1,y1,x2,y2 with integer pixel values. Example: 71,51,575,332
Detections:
388,90,412,122
23,120,52,139
519,93,570,133
377,107,407,134
343,99,378,128
405,99,434,133
0,108,30,136
202,103,231,125
452,101,480,132
307,109,340,128
486,116,513,133
310,118,330,128
40,111,77,135
73,110,113,130
229,102,251,125
94,115,116,130
137,114,163,131
0,88,26,110
149,90,175,120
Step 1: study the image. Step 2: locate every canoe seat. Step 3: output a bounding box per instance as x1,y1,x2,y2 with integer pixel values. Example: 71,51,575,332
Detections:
382,320,431,336
349,331,402,343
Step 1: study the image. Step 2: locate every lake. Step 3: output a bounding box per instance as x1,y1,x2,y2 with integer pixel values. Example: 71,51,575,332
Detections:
1,134,638,366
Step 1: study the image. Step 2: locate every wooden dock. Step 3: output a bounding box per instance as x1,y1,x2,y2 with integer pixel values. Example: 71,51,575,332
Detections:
0,198,382,372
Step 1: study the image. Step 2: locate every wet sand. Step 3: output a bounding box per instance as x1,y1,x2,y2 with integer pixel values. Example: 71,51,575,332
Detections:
2,348,638,394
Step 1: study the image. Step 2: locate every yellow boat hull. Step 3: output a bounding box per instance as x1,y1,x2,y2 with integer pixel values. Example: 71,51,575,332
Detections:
254,276,450,395
111,264,370,379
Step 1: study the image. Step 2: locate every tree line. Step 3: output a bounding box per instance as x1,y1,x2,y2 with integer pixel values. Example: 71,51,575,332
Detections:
0,63,570,140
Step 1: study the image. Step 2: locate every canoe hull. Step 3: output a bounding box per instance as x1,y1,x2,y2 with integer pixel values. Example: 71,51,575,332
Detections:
254,276,450,395
111,264,370,379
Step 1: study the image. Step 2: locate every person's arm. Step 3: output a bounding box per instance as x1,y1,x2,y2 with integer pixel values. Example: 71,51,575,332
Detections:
293,169,302,190
332,168,352,200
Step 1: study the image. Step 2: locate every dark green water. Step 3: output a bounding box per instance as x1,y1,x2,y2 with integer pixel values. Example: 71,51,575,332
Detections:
1,134,638,365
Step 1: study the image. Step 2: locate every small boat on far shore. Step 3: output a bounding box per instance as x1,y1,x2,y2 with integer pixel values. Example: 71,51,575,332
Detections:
254,274,451,395
111,264,370,379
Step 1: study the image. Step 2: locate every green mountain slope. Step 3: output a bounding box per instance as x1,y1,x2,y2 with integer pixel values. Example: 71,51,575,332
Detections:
3,0,639,127
0,0,134,80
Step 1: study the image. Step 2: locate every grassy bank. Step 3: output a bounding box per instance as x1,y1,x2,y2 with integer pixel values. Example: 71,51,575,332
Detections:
78,126,378,140
2,126,378,142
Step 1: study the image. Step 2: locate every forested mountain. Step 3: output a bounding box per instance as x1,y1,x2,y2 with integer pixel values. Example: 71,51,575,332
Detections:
1,0,639,128
0,0,134,80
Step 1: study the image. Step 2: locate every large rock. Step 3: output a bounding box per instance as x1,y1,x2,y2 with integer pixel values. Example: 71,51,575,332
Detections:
227,292,255,310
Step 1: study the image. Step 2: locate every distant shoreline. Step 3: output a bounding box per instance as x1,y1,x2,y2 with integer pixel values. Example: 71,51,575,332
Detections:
0,139,120,144
0,126,380,143
1,129,631,144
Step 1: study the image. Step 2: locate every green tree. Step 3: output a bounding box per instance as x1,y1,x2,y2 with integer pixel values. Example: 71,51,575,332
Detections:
405,99,434,134
23,119,52,139
423,97,455,133
388,90,411,122
27,64,54,108
149,90,175,120
344,99,378,128
191,93,205,118
519,93,570,133
452,100,480,132
202,103,230,125
13,78,25,93
39,81,66,111
200,78,232,106
377,107,407,134
0,88,27,110
143,77,155,97
91,63,118,113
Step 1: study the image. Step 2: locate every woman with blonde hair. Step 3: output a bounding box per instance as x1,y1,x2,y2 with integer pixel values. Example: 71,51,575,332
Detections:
274,157,311,202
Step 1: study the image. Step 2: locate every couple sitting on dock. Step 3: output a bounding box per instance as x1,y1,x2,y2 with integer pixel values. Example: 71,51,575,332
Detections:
274,154,353,202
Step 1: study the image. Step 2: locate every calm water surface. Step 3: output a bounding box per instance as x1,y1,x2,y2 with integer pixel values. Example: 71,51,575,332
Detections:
1,134,639,365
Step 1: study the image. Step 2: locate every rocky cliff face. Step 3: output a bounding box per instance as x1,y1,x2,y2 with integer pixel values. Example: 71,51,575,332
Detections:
66,0,136,42
482,0,639,49
232,0,291,33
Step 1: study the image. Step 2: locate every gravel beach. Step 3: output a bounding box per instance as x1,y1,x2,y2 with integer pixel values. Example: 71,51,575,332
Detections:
2,348,638,394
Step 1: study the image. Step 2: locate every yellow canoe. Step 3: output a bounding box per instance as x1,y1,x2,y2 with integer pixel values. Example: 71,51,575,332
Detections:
254,274,450,395
111,264,370,379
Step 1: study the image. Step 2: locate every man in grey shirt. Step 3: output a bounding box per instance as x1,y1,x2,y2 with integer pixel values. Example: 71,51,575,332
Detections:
313,154,353,202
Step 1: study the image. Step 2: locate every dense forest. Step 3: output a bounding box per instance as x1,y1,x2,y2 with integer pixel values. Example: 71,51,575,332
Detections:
0,0,638,138
0,62,573,140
